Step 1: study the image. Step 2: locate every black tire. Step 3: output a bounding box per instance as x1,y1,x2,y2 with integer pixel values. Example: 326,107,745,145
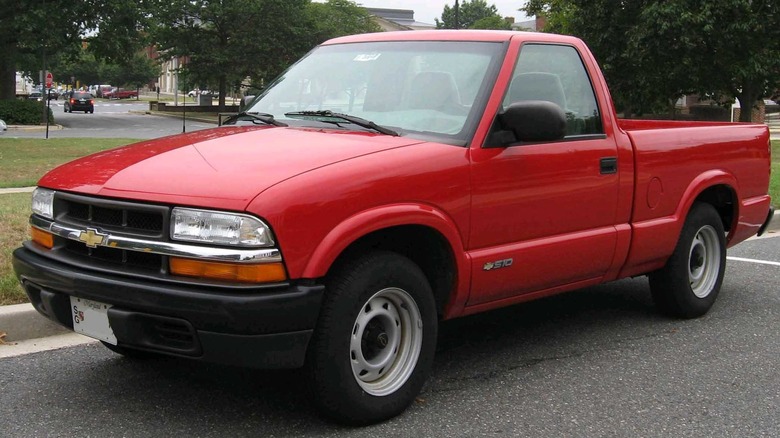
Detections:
101,341,158,359
649,202,726,318
306,251,438,425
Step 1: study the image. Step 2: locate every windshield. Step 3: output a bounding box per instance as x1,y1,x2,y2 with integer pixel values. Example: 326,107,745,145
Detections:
246,41,504,144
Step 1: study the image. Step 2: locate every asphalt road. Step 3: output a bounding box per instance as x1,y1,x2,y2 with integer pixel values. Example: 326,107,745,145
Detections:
0,235,777,437
7,100,214,139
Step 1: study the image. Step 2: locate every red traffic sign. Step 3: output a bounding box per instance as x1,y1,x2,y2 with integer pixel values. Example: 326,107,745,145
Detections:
45,72,53,88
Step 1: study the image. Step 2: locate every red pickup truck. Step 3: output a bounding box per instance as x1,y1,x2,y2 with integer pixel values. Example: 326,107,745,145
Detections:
104,88,138,99
13,31,773,424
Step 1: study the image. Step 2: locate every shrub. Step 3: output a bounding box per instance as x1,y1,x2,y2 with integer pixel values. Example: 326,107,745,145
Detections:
0,100,55,125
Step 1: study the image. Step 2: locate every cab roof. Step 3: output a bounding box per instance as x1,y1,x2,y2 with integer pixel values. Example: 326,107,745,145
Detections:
322,30,582,46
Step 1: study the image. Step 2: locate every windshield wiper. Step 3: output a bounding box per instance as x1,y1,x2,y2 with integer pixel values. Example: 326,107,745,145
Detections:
223,111,287,127
284,110,399,136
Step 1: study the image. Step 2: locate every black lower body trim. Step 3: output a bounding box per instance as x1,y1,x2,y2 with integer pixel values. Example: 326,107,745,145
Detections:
757,205,775,236
13,247,323,369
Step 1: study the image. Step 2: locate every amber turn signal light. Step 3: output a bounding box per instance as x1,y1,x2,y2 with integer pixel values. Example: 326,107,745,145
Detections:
31,227,54,249
169,257,287,283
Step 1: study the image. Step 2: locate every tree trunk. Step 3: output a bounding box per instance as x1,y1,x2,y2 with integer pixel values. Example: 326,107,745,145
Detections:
736,84,759,122
0,41,17,100
218,75,226,112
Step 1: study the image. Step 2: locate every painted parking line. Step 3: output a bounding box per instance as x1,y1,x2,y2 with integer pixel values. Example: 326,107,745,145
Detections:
727,256,780,267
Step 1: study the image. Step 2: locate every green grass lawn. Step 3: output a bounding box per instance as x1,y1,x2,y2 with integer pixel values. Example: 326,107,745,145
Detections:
0,138,140,188
0,193,34,304
771,140,780,206
0,138,140,304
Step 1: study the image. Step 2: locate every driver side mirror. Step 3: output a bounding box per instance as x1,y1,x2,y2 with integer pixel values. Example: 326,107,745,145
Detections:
487,100,567,147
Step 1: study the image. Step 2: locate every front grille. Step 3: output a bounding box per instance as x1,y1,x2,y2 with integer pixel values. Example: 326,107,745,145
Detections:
52,193,170,274
56,193,166,236
63,240,163,273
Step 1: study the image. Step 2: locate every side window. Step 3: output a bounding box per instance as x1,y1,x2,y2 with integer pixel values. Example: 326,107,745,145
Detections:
504,44,603,136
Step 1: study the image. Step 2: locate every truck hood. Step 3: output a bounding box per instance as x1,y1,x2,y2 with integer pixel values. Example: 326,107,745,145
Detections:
39,126,422,210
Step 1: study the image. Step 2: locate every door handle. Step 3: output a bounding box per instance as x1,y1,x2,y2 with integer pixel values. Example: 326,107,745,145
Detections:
600,157,617,174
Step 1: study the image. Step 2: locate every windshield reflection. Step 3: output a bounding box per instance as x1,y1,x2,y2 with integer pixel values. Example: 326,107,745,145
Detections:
247,41,503,143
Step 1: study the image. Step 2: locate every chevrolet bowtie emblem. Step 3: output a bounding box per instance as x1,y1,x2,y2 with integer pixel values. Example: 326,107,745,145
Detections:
78,228,108,248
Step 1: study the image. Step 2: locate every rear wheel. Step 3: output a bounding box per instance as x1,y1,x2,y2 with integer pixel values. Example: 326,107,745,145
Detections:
649,203,726,318
306,251,437,425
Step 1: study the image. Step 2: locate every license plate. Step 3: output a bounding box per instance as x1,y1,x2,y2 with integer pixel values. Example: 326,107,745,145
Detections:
71,297,117,345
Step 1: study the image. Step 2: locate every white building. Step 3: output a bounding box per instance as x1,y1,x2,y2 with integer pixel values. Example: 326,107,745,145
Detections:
16,72,34,96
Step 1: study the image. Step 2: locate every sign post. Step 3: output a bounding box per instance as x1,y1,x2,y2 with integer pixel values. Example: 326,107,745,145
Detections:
45,72,53,139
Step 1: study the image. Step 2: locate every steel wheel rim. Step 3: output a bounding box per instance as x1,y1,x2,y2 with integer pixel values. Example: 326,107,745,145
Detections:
688,225,721,298
350,287,423,396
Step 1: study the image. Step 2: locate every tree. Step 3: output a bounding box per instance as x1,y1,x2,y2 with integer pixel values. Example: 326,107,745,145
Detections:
524,0,780,120
471,16,513,30
0,1,154,99
647,0,780,121
110,55,159,90
435,0,505,30
524,0,680,116
87,0,153,64
50,52,104,89
150,0,312,110
0,1,96,99
308,0,381,44
151,0,381,109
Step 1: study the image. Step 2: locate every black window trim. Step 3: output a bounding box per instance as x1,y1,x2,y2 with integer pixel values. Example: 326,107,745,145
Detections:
486,41,606,148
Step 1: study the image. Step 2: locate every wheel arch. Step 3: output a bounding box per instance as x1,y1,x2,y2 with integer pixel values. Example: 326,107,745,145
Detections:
675,170,739,238
301,204,470,318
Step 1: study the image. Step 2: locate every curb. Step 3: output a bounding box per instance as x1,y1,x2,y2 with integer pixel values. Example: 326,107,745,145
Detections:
0,187,35,194
128,110,218,125
0,303,67,343
7,124,63,132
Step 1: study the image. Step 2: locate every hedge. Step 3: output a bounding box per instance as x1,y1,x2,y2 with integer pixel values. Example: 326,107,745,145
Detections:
0,100,55,125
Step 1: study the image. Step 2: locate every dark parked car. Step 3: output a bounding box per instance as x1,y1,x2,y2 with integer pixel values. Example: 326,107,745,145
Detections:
64,92,94,113
28,91,43,101
45,89,60,100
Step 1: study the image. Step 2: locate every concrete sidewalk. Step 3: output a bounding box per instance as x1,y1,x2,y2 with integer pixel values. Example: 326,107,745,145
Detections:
0,303,96,359
0,187,35,194
5,124,63,132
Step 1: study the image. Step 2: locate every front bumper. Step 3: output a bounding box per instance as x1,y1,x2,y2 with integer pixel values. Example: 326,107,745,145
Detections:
68,104,93,111
13,246,324,369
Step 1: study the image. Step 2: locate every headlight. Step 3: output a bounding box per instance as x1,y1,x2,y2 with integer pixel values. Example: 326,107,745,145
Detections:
32,188,55,219
171,208,274,247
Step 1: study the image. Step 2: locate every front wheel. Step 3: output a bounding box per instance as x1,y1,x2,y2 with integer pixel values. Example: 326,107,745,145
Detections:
306,251,437,425
649,202,726,318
